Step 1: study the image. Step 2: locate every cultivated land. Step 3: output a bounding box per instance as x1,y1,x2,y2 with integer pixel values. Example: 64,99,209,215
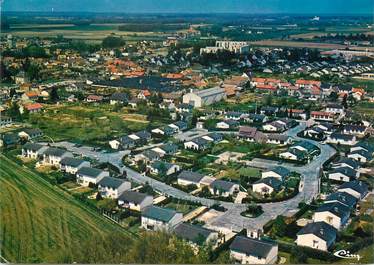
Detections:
0,154,129,263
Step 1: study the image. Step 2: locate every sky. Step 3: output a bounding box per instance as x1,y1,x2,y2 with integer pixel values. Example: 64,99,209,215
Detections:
2,0,373,14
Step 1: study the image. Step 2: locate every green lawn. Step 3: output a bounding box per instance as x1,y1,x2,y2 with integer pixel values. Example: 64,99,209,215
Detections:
164,201,198,214
0,154,132,263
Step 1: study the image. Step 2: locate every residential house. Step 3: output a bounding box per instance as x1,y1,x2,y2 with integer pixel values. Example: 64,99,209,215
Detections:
60,157,90,175
173,223,219,246
76,167,109,187
328,166,359,182
325,192,358,209
279,148,306,161
86,95,103,103
134,150,161,164
184,137,210,151
342,125,367,137
151,126,176,136
296,222,337,251
229,236,278,264
347,149,372,163
152,143,178,156
337,181,368,200
326,103,345,115
0,116,12,127
252,177,282,195
202,132,223,143
238,126,267,143
22,143,47,159
350,142,373,154
141,206,183,231
149,161,180,176
260,106,279,116
262,166,290,181
310,111,334,122
168,121,188,132
266,134,291,146
42,147,73,167
225,111,243,121
177,171,205,187
21,103,43,114
118,191,153,211
331,157,359,170
137,89,151,100
209,179,239,197
262,121,286,132
288,109,307,120
18,128,43,140
313,202,351,230
98,176,131,199
216,120,240,129
327,133,357,146
175,103,194,113
247,114,268,124
110,92,128,105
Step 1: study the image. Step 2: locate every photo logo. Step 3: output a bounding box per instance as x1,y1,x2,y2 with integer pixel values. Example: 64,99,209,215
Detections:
334,250,360,261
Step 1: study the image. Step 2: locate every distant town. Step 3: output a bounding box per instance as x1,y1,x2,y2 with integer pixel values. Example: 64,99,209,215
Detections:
1,12,373,264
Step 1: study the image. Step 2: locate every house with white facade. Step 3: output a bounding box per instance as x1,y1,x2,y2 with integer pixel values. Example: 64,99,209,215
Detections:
337,181,369,200
173,223,219,246
97,176,131,199
22,143,48,159
42,147,73,168
229,236,278,264
141,206,183,231
60,157,91,175
328,166,359,182
118,191,153,211
252,177,282,195
296,222,337,251
209,179,239,197
261,166,290,181
313,202,351,230
76,167,109,187
177,171,205,187
326,133,357,146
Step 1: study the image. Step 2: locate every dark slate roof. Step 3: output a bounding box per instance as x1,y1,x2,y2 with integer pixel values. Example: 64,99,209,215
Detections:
254,177,282,190
230,236,276,258
118,190,151,204
142,149,161,160
142,206,178,222
174,121,187,129
315,202,350,219
353,142,374,153
207,132,223,142
343,125,366,132
349,149,373,161
297,222,337,244
120,135,135,145
22,142,44,152
110,92,128,101
330,133,355,141
210,179,237,191
60,157,86,167
294,141,317,152
330,166,357,179
338,180,369,196
150,161,175,171
333,157,359,169
177,170,204,183
174,223,215,244
271,166,291,178
135,130,151,139
161,143,178,153
43,147,68,157
77,167,105,178
326,192,358,209
22,128,43,136
192,137,210,146
2,133,19,145
98,176,127,189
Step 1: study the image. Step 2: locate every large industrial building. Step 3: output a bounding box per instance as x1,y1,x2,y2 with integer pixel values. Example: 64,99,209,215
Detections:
182,87,226,107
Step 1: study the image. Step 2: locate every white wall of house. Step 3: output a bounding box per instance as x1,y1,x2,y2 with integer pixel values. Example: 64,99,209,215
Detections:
230,246,277,264
62,161,90,175
337,188,361,199
118,196,153,211
76,172,109,187
279,152,298,160
328,172,351,182
177,178,200,187
252,183,274,195
184,141,200,150
296,234,328,251
347,153,368,163
99,182,131,199
43,153,73,168
141,213,183,231
313,212,342,230
109,140,120,150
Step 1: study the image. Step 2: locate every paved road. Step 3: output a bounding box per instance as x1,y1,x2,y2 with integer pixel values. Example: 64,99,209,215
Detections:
49,122,336,232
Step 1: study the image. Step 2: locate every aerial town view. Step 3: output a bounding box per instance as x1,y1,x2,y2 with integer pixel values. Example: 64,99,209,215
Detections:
0,0,373,264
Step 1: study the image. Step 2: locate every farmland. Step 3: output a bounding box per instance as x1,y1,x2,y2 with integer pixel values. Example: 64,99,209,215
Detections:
27,103,149,145
0,154,130,263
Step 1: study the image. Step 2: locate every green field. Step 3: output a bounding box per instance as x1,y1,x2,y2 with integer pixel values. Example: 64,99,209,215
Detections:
0,154,130,263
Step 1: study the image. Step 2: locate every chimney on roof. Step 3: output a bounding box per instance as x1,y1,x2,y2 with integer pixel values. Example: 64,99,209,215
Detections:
320,228,324,235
